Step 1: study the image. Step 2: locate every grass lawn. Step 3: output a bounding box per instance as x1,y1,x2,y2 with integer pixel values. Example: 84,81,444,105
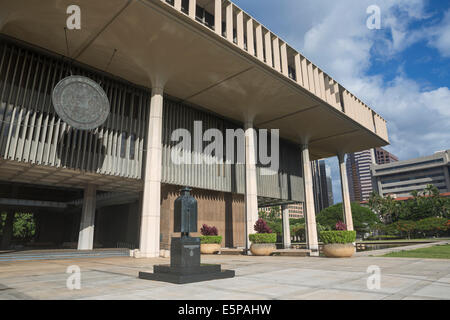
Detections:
383,245,450,259
361,238,450,243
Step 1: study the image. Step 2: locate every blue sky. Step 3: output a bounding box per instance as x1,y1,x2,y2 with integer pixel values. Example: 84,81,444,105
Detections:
233,0,450,203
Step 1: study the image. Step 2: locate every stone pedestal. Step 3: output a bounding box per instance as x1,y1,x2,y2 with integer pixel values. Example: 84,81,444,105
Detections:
139,237,235,284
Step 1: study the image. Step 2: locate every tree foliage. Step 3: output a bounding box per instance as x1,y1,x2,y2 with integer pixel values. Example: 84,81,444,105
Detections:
316,202,380,233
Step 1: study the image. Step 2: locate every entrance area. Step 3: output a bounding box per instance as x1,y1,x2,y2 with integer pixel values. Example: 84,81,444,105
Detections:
0,182,140,252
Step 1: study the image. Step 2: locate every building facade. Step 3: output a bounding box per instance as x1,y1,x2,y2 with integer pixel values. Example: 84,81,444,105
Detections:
375,147,398,165
0,0,389,256
372,150,450,198
311,160,331,213
346,150,376,202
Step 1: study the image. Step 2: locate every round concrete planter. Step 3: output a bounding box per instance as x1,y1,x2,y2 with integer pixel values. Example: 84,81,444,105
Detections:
250,243,276,256
200,243,221,254
323,243,355,258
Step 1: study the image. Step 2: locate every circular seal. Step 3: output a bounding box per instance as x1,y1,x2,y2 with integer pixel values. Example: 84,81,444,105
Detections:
52,76,110,130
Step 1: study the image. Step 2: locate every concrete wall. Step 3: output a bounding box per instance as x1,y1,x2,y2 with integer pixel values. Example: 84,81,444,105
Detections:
160,184,245,250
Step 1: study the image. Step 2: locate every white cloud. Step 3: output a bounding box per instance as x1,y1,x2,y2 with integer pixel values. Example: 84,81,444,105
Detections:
427,9,450,57
235,0,450,203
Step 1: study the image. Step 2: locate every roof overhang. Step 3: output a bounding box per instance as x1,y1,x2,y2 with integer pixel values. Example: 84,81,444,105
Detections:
0,0,389,160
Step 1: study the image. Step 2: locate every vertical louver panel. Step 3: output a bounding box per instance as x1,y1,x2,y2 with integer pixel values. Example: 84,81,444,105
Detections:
0,40,149,180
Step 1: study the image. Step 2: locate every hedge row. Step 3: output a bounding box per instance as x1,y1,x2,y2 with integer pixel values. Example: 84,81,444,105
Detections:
249,233,277,244
200,235,222,244
319,231,356,244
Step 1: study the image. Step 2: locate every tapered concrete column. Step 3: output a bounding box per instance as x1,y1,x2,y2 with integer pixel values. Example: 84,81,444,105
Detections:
280,42,289,77
78,184,96,250
244,122,259,253
264,31,273,67
188,0,196,19
246,18,254,55
282,204,291,249
1,211,14,249
236,10,244,49
294,54,303,86
174,0,181,11
272,37,281,72
139,87,164,258
338,153,354,231
226,2,233,42
255,24,264,61
214,0,222,35
301,144,319,256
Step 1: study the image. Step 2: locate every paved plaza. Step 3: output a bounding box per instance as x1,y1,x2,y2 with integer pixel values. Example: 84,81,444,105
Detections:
0,254,449,300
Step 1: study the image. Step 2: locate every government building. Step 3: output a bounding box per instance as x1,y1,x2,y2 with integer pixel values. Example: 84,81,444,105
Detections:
0,0,389,257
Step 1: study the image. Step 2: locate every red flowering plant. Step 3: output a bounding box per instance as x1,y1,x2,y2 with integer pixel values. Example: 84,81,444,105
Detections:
335,221,347,231
319,220,356,245
249,218,276,244
200,224,218,236
200,224,222,244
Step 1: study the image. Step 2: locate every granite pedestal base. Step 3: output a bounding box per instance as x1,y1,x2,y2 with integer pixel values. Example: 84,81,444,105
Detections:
138,264,235,284
139,236,235,284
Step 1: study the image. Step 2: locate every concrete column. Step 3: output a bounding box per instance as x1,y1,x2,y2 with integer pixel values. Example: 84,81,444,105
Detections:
282,204,291,249
188,0,196,19
244,122,259,253
338,153,354,231
139,87,164,258
246,18,254,55
301,144,319,256
255,24,264,61
294,54,303,86
214,0,222,35
226,2,233,42
1,211,14,249
272,37,281,72
264,31,273,67
280,42,289,77
174,0,181,11
236,10,244,49
77,185,96,250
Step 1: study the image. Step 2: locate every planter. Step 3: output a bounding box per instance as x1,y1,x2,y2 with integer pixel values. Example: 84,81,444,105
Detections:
323,243,355,258
250,243,276,256
200,243,221,254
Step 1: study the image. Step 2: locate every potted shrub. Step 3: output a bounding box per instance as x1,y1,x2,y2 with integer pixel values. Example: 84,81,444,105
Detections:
200,224,222,254
249,218,277,256
320,221,356,258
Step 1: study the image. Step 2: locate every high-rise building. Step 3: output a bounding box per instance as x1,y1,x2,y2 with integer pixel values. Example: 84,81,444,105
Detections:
346,150,376,202
375,147,398,165
347,148,399,202
372,150,450,197
326,176,334,206
312,160,332,213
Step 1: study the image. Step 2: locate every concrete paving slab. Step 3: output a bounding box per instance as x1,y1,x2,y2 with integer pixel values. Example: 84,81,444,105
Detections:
0,255,449,300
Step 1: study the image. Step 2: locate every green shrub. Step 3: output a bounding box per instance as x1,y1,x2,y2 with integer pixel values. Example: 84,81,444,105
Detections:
319,231,356,244
249,233,277,244
200,236,222,244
